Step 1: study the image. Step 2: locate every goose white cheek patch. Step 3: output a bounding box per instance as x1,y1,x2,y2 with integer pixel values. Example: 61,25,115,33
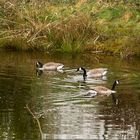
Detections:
57,65,64,70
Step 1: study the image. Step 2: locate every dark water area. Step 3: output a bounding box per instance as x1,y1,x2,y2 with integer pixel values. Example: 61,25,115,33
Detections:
0,51,139,140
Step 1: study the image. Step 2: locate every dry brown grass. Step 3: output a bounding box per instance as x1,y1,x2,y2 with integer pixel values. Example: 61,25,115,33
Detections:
0,0,140,57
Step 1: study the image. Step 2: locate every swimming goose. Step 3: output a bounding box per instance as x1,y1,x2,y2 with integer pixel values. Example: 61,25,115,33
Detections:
76,67,108,79
85,80,119,98
36,61,64,71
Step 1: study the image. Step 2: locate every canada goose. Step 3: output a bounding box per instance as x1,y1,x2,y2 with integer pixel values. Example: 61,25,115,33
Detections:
36,61,64,71
76,67,108,79
85,80,119,98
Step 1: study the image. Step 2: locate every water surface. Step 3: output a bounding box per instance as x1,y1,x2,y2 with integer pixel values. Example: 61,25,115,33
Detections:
0,51,139,140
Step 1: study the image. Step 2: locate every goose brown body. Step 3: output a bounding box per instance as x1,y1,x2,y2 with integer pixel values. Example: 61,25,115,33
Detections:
77,67,108,79
42,62,64,70
85,80,119,97
90,86,116,96
87,68,108,77
36,61,64,70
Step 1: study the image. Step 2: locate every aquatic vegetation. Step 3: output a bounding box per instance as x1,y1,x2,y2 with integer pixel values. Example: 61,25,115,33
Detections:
0,0,140,57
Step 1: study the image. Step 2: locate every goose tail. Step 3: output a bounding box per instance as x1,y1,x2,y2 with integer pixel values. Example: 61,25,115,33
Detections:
103,70,108,76
111,90,116,93
84,90,98,98
57,64,64,70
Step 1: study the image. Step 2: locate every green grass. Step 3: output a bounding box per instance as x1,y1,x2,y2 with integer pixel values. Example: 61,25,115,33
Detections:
0,0,140,57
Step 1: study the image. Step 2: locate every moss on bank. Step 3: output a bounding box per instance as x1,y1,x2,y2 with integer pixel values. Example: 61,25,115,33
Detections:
0,0,140,57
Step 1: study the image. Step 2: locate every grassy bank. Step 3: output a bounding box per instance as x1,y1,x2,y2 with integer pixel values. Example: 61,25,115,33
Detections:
0,0,140,57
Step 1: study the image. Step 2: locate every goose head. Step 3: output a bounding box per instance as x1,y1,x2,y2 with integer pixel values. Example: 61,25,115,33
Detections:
76,67,82,72
76,67,87,78
36,61,43,68
115,80,120,85
111,80,120,90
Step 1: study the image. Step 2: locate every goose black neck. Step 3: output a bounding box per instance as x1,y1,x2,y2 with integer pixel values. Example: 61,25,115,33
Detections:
83,75,87,81
111,81,117,90
81,67,87,77
111,93,118,105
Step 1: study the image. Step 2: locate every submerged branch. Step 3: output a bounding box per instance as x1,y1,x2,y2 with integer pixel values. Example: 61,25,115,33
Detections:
25,104,43,140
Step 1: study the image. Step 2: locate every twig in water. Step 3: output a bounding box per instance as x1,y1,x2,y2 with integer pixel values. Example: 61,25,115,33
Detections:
25,104,43,140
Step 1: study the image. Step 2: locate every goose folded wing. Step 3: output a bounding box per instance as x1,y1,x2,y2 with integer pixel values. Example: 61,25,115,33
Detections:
90,86,116,95
89,68,107,74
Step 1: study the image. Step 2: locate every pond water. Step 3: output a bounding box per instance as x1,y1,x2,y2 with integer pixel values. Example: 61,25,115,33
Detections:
0,51,139,140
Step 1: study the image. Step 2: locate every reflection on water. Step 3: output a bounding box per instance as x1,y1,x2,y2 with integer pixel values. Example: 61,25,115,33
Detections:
0,51,139,139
